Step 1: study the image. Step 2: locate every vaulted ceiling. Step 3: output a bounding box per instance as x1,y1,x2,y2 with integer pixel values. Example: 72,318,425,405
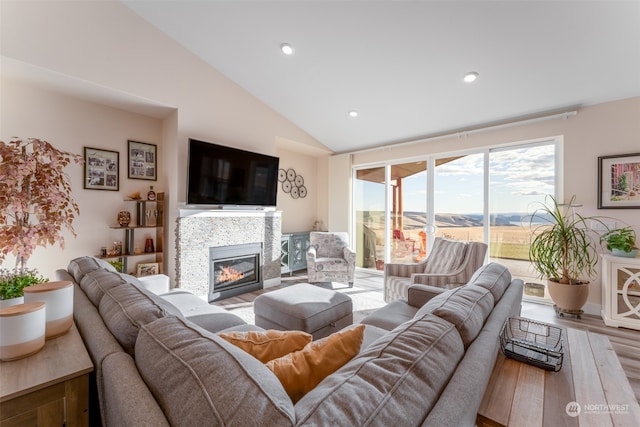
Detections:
124,1,640,153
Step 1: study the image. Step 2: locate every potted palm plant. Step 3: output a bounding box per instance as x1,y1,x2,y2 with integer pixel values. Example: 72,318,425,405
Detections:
528,195,605,317
600,226,638,258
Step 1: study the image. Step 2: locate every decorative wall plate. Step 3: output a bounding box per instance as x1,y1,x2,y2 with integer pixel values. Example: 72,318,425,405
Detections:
280,167,307,199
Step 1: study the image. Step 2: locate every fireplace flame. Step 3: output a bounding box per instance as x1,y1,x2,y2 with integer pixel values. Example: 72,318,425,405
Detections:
217,266,245,283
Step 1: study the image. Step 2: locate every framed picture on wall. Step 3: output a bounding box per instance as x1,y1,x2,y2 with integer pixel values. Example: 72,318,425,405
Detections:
598,152,640,209
128,140,157,181
84,147,119,191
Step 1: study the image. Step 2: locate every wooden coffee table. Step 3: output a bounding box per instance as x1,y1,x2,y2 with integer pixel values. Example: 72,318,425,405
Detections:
477,327,640,427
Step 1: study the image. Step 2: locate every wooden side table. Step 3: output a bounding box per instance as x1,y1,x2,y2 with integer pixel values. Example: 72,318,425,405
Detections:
0,323,93,427
477,327,640,427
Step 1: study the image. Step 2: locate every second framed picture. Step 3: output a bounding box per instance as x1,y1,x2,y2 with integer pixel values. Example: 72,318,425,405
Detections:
128,140,157,181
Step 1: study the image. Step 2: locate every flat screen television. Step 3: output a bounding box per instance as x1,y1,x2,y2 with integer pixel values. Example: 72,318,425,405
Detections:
187,139,280,207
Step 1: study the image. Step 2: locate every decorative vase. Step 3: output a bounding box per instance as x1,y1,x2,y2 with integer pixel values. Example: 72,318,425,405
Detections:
0,302,46,361
611,248,639,258
0,296,24,309
144,237,155,253
547,280,589,313
118,211,131,227
23,281,73,339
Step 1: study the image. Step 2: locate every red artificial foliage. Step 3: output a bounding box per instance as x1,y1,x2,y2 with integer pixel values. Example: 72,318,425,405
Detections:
0,137,83,272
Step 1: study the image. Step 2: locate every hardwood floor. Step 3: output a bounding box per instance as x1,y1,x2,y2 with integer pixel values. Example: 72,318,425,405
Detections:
214,270,640,404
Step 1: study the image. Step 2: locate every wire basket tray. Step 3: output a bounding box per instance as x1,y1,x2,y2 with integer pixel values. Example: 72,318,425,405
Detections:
499,316,564,372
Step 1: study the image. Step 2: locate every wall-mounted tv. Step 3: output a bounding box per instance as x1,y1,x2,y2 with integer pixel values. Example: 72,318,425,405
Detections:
187,139,279,207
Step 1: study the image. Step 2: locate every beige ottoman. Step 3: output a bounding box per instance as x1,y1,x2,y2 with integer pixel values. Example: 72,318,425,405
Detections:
254,283,353,340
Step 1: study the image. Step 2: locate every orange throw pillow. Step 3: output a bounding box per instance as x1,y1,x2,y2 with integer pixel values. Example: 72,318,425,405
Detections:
266,324,365,403
218,329,312,363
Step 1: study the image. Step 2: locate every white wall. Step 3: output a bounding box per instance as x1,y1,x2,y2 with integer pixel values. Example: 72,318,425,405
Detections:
1,1,331,284
332,96,640,310
276,149,320,233
0,79,164,279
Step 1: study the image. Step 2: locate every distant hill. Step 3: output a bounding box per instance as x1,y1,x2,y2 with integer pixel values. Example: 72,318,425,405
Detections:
359,211,551,229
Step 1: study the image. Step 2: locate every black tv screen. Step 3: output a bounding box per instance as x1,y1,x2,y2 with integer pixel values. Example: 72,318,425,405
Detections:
187,139,279,206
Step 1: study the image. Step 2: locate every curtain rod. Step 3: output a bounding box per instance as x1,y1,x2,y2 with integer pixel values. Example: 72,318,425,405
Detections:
346,110,578,155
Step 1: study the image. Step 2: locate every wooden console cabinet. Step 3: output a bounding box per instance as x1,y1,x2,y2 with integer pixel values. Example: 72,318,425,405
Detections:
601,254,640,331
0,323,93,427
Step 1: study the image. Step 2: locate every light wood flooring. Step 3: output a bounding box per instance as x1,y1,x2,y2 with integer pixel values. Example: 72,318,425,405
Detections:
214,270,640,403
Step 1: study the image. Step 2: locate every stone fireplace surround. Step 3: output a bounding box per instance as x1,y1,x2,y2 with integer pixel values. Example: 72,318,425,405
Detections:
176,208,282,298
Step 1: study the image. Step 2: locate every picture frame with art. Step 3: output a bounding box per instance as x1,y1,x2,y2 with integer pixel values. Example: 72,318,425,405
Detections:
598,152,640,209
137,262,159,277
128,140,157,181
84,147,119,191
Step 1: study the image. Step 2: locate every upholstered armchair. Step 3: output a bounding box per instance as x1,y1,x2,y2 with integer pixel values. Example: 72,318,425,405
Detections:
307,232,356,286
384,237,488,302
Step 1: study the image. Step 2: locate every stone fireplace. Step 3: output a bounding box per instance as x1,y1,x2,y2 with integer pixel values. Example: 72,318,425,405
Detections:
176,209,281,299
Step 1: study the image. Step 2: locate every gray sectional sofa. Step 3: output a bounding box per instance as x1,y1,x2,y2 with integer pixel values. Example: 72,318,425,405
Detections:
58,256,523,427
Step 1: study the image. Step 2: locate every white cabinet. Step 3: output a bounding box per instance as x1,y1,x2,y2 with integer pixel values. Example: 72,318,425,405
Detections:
601,254,640,331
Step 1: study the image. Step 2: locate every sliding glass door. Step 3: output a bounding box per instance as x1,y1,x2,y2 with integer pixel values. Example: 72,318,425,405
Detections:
353,138,559,298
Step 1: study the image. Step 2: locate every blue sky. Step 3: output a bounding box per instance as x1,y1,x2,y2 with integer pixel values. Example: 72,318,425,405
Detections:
356,144,555,214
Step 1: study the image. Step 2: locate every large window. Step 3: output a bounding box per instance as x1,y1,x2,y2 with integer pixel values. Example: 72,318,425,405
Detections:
352,138,559,301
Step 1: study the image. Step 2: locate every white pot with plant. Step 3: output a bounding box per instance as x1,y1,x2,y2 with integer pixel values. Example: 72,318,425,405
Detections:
0,137,82,296
600,226,638,258
528,195,605,316
0,268,48,308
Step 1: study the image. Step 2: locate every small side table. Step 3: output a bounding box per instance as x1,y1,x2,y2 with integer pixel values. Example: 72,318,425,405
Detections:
0,323,93,427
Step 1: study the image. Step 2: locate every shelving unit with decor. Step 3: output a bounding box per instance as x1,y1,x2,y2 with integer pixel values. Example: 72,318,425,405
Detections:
601,253,640,331
281,232,310,276
100,193,165,276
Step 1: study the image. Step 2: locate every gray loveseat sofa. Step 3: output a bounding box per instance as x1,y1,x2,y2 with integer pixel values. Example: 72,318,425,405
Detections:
58,256,522,426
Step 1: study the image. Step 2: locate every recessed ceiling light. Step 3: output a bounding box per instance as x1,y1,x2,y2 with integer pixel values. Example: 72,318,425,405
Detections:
280,43,294,55
463,72,479,83
348,110,358,118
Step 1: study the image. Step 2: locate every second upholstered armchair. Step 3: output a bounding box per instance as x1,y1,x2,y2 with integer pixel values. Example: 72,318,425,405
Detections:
307,232,356,286
384,237,488,302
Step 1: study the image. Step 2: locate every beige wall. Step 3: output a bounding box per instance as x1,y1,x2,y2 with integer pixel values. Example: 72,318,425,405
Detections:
0,79,165,279
1,1,330,283
330,96,640,312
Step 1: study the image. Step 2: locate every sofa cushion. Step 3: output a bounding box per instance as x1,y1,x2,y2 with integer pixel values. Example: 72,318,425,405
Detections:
468,262,512,301
423,238,468,274
80,269,128,307
135,316,295,426
294,314,464,425
416,285,494,348
266,325,365,403
68,256,116,283
218,329,312,363
99,284,175,354
360,299,418,331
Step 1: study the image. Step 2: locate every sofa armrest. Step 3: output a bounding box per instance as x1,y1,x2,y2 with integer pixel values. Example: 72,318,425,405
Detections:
307,246,317,263
384,260,426,277
407,284,448,307
137,274,170,295
343,247,356,264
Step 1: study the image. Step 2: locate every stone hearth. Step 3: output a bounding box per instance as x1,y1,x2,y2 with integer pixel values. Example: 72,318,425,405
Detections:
176,209,281,298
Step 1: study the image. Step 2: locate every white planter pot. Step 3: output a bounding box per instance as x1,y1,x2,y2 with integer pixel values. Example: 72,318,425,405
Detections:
0,302,46,361
0,296,24,309
24,281,74,339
